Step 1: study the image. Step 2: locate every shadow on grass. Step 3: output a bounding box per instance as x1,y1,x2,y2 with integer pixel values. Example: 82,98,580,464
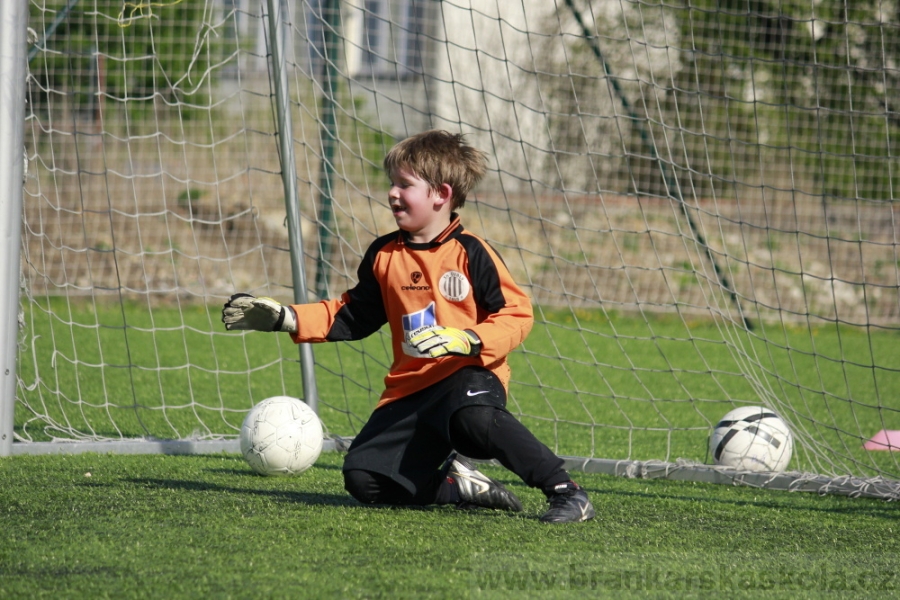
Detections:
203,461,346,477
122,477,523,518
124,477,359,507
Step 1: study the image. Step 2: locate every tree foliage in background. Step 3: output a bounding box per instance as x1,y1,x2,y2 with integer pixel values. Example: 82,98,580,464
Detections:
672,0,900,202
543,1,900,203
28,0,227,124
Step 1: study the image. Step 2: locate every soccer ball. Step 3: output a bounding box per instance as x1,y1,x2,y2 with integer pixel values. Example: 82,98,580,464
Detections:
240,396,323,476
709,406,793,472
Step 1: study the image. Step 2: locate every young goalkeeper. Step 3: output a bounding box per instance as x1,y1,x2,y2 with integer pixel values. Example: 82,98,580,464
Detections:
222,130,594,523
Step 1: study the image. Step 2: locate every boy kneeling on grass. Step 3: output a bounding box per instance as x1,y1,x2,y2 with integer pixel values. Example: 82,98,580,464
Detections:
223,130,594,523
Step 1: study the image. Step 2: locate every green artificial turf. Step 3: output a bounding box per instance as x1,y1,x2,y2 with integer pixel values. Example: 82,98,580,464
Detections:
8,302,900,597
2,451,899,598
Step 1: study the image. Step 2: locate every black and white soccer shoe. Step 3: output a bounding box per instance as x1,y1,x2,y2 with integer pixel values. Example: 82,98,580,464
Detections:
540,481,595,523
441,453,523,512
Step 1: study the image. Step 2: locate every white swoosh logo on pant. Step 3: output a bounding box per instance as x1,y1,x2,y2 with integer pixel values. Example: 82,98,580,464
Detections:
467,390,490,397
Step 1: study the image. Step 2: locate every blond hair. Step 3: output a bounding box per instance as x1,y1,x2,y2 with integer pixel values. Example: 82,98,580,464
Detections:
383,130,488,210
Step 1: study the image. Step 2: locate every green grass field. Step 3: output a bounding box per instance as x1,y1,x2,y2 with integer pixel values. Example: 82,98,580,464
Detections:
2,450,899,597
7,302,900,596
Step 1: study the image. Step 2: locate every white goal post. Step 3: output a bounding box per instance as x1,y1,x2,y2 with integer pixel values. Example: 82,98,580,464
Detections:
4,0,900,500
1,0,29,457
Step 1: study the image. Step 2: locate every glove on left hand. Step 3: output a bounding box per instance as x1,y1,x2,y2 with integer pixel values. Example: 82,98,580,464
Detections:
407,325,481,358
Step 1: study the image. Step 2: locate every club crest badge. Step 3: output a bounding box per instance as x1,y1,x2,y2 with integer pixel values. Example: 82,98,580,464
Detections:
439,271,470,302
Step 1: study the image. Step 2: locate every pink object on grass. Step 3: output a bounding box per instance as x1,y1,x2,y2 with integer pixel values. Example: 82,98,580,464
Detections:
863,430,900,451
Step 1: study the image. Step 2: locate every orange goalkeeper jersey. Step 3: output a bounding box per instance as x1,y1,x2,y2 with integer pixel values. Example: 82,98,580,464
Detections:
289,214,533,408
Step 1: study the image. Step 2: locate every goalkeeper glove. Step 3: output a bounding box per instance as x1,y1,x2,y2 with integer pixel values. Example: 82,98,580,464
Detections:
222,293,297,333
407,325,482,358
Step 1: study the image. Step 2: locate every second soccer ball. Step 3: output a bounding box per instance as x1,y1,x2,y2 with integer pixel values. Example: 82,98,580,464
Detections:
709,406,793,472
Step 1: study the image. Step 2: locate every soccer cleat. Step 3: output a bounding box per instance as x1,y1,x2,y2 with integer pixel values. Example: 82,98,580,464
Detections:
442,453,523,512
540,481,595,523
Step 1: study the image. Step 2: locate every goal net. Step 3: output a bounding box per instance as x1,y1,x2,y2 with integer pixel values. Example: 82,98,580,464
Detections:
11,0,900,497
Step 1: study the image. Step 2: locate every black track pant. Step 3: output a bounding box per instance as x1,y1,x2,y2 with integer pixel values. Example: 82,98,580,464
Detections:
344,403,569,506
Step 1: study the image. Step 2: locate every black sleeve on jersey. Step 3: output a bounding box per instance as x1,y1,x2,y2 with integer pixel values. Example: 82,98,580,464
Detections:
326,234,393,341
457,233,508,313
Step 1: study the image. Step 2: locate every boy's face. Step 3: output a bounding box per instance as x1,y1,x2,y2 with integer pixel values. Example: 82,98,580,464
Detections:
388,167,453,242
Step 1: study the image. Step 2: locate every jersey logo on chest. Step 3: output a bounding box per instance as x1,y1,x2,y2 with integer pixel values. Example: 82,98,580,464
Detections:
439,271,470,302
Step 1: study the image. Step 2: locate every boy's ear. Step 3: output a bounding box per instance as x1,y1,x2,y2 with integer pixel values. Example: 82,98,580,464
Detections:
436,183,453,205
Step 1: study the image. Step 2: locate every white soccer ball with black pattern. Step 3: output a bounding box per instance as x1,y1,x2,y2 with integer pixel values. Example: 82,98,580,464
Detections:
240,396,323,476
709,406,793,472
